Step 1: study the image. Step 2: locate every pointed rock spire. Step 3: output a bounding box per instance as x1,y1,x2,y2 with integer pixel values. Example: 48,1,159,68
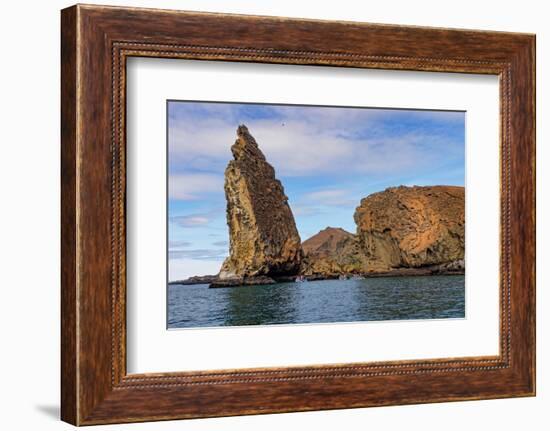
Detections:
217,125,302,282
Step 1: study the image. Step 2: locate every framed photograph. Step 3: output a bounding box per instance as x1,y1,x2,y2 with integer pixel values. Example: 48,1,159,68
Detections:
61,4,535,425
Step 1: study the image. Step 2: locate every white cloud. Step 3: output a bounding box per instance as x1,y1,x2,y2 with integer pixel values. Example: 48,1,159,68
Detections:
168,240,192,248
168,119,234,172
302,189,356,207
169,249,228,260
169,258,222,281
292,205,324,217
168,106,463,180
169,173,223,200
171,214,211,227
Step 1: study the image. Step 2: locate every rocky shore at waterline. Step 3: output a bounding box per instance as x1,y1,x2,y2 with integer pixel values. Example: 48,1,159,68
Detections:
168,275,218,286
171,125,466,289
171,259,464,288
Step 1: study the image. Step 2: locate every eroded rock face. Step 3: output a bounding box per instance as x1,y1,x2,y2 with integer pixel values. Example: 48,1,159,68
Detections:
301,227,364,275
354,185,465,272
218,125,302,280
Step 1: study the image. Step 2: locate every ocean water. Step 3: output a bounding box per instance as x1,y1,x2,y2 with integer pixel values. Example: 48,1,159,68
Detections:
168,275,465,329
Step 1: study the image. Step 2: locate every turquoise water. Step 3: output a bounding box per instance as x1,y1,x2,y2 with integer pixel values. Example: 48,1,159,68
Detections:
167,275,465,329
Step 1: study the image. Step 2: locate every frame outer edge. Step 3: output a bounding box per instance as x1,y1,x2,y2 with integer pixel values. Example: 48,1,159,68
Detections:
523,34,536,395
531,34,536,396
507,35,536,395
61,5,79,426
526,35,536,395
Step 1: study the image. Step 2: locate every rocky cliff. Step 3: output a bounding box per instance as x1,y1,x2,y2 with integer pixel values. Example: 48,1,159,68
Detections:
353,185,465,272
301,227,364,276
215,125,302,285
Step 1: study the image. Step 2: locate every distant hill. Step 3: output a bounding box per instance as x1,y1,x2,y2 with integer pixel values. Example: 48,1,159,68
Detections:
302,227,354,255
301,227,364,276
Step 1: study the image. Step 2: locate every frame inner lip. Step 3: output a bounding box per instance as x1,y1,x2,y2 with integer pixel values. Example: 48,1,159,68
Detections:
114,44,511,384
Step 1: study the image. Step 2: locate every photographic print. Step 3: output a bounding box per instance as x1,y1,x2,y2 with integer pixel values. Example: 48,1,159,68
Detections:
167,101,465,329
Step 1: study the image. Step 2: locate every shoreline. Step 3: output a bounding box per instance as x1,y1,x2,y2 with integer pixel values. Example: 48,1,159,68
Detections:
168,267,465,287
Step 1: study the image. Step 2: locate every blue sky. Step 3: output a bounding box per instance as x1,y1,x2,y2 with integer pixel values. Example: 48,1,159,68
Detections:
168,101,465,280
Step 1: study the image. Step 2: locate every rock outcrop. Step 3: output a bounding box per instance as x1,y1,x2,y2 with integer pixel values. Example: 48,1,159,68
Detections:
210,275,276,288
301,227,365,276
215,125,302,285
169,275,218,285
354,185,465,272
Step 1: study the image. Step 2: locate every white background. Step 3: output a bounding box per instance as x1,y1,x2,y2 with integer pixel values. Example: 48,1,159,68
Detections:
0,0,547,430
127,59,500,373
